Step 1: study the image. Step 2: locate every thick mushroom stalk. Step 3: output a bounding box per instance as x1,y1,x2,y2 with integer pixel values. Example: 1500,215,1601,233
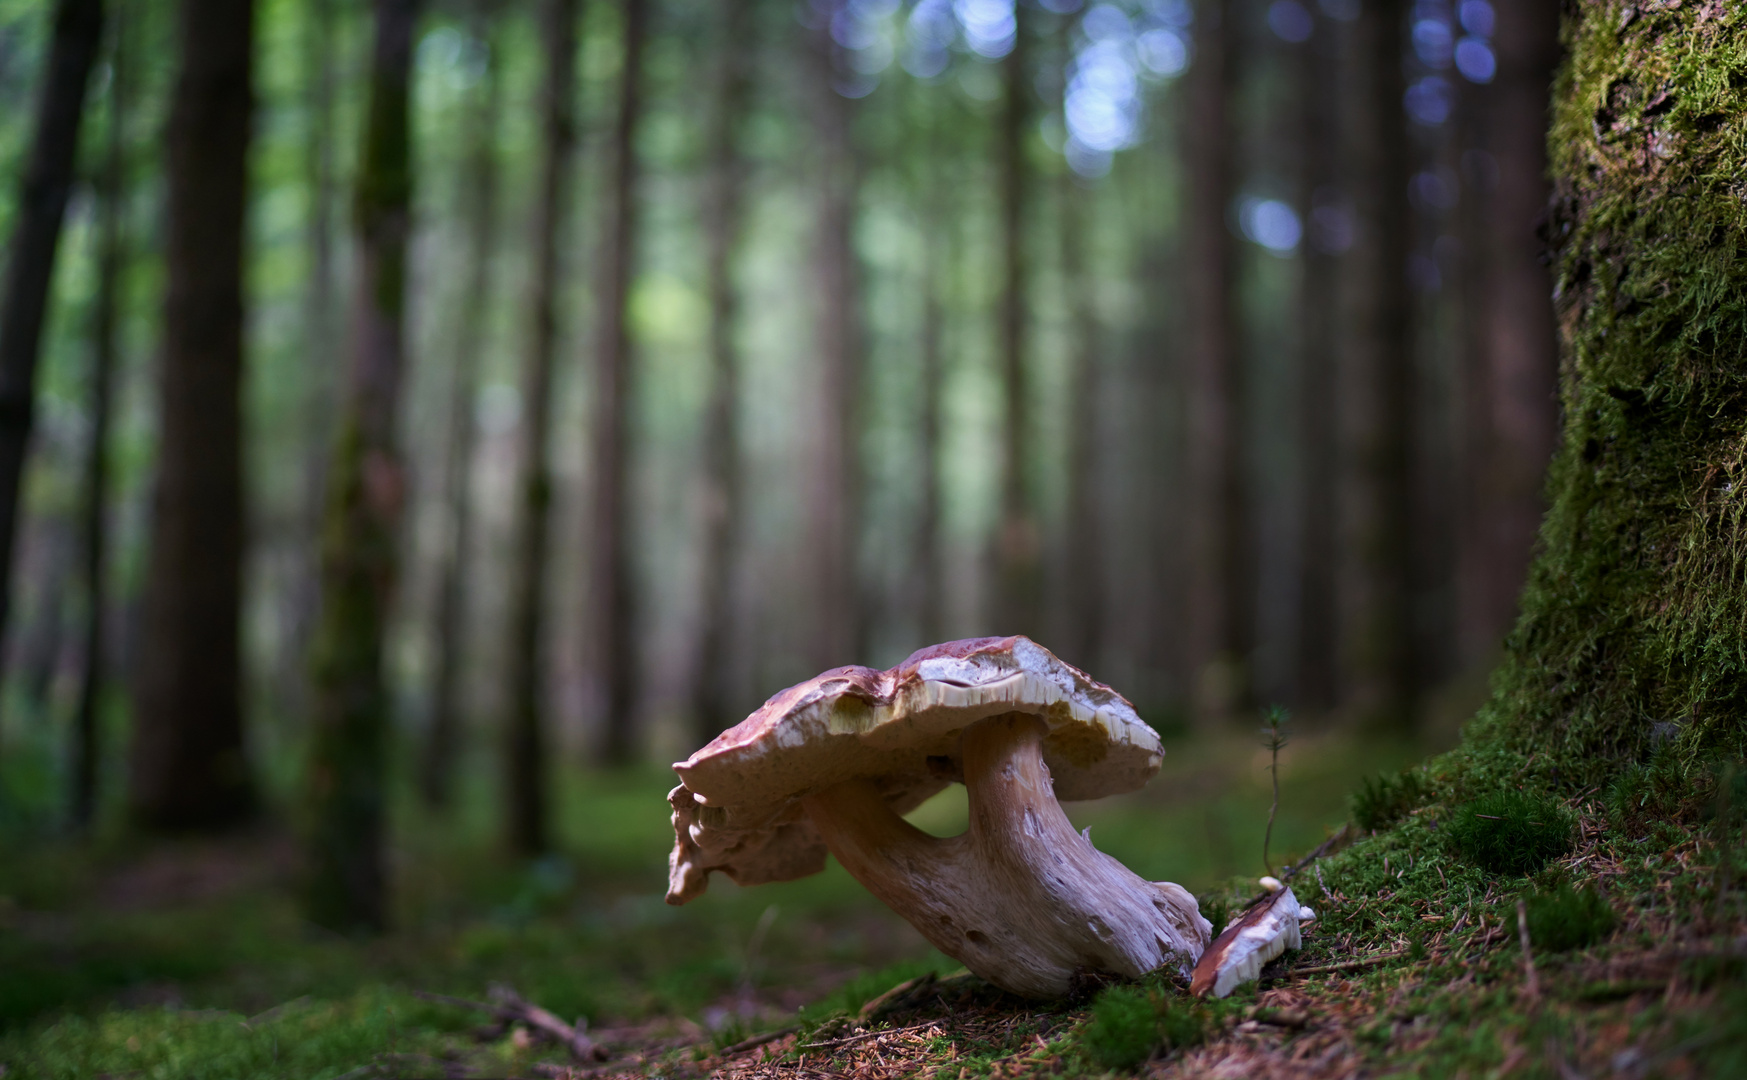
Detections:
800,713,1210,998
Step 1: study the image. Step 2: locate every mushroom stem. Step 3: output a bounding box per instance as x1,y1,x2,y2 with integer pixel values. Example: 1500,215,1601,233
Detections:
800,713,1210,998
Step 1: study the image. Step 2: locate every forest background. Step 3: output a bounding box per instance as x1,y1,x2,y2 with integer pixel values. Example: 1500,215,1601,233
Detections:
0,0,1574,1069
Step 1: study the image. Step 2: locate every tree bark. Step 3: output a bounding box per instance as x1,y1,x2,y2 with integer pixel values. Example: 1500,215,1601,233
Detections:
503,0,576,854
1059,172,1101,670
993,8,1039,640
1342,0,1415,731
691,0,752,746
804,7,863,672
1293,2,1341,711
590,0,647,764
286,0,339,729
1184,0,1251,721
421,2,500,810
0,0,104,708
73,0,130,830
129,0,254,831
305,0,419,933
1455,0,1561,670
1460,1,1743,783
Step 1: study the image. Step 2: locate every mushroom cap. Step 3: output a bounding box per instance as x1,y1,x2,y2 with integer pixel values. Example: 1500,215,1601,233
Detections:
1189,885,1307,998
666,636,1165,904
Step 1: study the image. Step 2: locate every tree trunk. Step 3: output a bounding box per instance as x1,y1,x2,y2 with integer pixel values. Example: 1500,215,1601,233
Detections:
804,8,863,672
286,0,339,730
590,0,646,764
421,2,500,810
1455,0,1561,670
913,88,947,649
73,0,131,830
1342,0,1415,731
993,8,1039,639
129,0,254,831
1185,0,1251,721
1059,172,1101,670
0,0,103,704
691,0,752,746
503,0,576,854
1462,0,1745,783
1294,2,1341,711
305,0,419,933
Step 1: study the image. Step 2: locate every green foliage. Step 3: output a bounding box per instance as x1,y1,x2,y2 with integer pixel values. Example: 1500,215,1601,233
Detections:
1522,884,1615,953
1200,895,1229,939
1352,769,1430,833
1447,791,1573,877
1078,986,1210,1072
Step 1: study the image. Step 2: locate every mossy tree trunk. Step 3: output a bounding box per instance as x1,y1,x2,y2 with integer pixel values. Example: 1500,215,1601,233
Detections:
1460,1,1747,784
305,0,419,933
129,0,254,830
503,0,576,855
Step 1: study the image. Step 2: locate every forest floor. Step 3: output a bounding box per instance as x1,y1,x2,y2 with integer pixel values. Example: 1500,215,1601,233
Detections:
0,712,1742,1078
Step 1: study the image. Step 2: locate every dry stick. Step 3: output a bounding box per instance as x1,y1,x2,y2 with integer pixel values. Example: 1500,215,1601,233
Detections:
719,1026,800,1057
1516,898,1541,1001
1281,951,1407,979
1241,824,1352,910
412,989,606,1062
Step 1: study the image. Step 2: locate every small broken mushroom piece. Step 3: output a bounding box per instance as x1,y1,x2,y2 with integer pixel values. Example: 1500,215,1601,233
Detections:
1189,884,1311,998
664,636,1211,999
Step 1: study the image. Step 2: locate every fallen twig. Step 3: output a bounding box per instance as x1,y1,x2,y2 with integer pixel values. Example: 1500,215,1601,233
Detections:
1279,951,1407,979
719,1025,799,1056
413,986,609,1062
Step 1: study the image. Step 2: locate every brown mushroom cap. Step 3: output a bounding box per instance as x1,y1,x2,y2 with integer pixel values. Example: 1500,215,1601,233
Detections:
666,636,1164,904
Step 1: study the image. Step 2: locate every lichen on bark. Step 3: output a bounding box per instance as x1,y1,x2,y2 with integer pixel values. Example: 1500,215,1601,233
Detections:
1450,0,1747,790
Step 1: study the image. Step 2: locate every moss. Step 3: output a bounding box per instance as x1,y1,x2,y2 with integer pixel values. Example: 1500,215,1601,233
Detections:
1446,791,1574,877
1522,882,1616,953
1077,985,1213,1072
1352,768,1431,833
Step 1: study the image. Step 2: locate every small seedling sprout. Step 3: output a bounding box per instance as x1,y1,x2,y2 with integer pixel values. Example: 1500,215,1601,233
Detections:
1260,706,1289,876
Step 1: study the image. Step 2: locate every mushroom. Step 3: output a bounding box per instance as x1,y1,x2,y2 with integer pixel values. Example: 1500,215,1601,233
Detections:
1189,883,1309,998
664,636,1211,998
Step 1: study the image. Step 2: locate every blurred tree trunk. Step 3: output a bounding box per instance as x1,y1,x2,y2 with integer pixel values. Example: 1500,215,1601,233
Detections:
73,0,131,830
305,0,419,933
421,2,500,810
913,88,946,649
287,0,338,729
993,7,1038,639
503,0,575,854
1293,2,1340,711
1455,0,1561,669
1059,172,1101,670
1184,0,1251,721
691,0,752,746
591,0,646,764
804,7,863,671
0,0,103,699
1461,0,1744,783
128,0,254,831
1342,0,1415,731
